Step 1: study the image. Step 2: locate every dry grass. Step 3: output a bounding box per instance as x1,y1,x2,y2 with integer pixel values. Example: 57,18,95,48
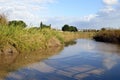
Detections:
0,14,8,26
93,30,120,43
0,26,94,53
61,31,95,42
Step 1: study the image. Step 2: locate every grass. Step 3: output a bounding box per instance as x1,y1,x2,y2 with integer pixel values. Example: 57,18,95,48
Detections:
0,14,8,26
61,31,95,42
0,26,61,52
93,29,120,43
0,25,94,53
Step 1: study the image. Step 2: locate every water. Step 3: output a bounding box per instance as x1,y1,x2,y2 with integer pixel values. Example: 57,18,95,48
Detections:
4,39,120,80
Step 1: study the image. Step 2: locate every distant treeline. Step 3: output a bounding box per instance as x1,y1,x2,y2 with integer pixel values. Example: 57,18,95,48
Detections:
0,15,78,32
82,29,99,32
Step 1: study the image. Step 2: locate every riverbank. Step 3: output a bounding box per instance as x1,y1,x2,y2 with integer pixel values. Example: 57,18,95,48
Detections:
93,30,120,44
0,26,94,55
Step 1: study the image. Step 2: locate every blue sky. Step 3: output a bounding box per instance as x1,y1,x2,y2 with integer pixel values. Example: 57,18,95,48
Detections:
47,0,103,16
0,0,120,29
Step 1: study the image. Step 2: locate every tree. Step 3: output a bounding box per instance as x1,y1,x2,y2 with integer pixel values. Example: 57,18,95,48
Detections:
69,26,78,32
74,27,78,32
8,20,27,28
40,22,51,29
62,24,69,31
101,28,106,31
40,22,43,28
62,24,78,32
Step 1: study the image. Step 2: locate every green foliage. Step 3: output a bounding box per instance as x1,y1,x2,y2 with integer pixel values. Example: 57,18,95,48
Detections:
69,26,78,32
8,20,27,28
62,24,69,31
101,28,106,31
40,22,51,29
62,24,78,32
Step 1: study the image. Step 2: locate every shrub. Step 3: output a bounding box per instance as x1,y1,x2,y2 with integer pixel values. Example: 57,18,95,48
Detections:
8,20,27,28
62,24,78,32
93,30,120,43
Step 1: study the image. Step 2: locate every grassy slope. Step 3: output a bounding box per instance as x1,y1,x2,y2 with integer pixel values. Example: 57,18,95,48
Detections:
0,26,94,54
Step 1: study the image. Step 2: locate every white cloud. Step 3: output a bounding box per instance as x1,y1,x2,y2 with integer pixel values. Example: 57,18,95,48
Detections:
103,56,117,69
44,0,120,29
0,0,56,26
43,14,99,29
0,0,120,29
103,0,118,5
81,14,98,22
69,0,120,29
100,6,115,13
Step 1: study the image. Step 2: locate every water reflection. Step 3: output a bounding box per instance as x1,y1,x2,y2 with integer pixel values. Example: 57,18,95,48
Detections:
103,55,117,70
65,40,77,47
4,39,120,80
0,46,63,79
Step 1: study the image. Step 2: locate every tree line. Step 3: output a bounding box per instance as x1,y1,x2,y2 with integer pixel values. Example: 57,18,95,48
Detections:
0,14,79,31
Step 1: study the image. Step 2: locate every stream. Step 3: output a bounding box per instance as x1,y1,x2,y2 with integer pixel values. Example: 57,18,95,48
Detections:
2,39,120,80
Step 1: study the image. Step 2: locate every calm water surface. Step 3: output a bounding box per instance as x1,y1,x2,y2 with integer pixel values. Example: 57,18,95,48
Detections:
4,39,120,80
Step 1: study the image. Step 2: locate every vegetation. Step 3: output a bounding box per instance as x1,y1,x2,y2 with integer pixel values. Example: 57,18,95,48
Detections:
0,14,94,54
0,14,8,26
82,29,99,32
8,20,27,28
40,22,51,29
0,26,94,53
62,24,78,32
93,29,120,43
101,27,106,31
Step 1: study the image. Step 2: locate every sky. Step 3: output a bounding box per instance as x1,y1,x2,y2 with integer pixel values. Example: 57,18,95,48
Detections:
0,0,120,29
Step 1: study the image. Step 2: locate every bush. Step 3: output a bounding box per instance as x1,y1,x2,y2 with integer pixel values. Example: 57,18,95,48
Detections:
8,20,27,28
93,30,120,43
62,24,78,32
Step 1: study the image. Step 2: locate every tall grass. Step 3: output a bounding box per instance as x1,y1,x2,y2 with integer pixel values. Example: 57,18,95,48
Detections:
61,31,94,42
0,14,8,26
0,25,94,53
0,13,94,53
0,26,64,53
